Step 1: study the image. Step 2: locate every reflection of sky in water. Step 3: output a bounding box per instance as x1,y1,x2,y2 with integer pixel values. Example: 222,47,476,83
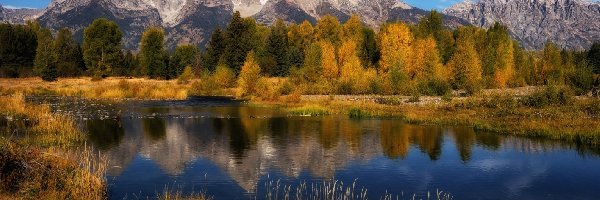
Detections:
30,97,600,200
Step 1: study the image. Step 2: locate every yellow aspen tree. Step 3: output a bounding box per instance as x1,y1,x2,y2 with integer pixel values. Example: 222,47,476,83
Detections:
321,41,339,79
408,39,427,81
237,51,262,97
288,20,314,49
341,15,363,42
493,40,515,88
338,40,359,68
447,40,482,94
378,23,413,75
410,37,446,82
315,15,341,45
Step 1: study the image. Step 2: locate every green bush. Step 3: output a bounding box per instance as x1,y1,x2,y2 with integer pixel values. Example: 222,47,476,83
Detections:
279,80,294,95
521,86,573,108
176,66,195,84
484,95,518,109
418,79,451,96
369,78,383,95
567,65,594,95
336,80,354,95
190,73,218,96
584,99,600,118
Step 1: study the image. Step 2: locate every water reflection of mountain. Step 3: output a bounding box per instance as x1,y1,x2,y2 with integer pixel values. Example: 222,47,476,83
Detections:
84,106,600,192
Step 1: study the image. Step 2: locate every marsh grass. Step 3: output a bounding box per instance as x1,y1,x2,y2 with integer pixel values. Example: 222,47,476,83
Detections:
0,78,190,100
0,94,82,147
288,105,331,116
0,94,107,199
263,179,452,200
157,186,211,200
348,107,373,119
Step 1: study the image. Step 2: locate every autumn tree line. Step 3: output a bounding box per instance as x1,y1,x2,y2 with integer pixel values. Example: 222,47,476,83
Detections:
1,11,599,96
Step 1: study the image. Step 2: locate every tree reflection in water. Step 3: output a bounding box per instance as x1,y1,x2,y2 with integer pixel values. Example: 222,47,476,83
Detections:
81,104,600,197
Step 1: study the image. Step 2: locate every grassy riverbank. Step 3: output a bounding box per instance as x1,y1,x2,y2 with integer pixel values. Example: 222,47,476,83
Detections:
0,94,106,199
0,78,190,100
260,87,600,146
1,77,599,148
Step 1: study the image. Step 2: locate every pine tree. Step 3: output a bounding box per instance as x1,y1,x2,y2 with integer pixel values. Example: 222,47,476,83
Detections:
224,11,257,74
171,45,199,77
588,42,600,74
265,19,289,76
34,28,57,82
415,10,454,64
120,50,137,77
139,27,167,79
202,28,226,72
83,18,123,79
359,28,379,68
54,28,84,77
0,23,37,77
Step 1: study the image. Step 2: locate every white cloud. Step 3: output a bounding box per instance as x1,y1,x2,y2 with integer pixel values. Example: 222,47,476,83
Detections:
2,5,38,9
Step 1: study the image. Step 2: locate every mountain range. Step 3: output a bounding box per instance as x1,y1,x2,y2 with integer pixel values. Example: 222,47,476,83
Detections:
1,0,598,50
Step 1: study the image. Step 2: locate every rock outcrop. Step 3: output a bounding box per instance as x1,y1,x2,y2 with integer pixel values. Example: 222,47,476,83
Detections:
444,0,600,50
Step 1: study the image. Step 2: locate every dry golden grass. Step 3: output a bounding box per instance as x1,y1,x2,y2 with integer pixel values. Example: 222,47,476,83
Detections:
0,142,107,200
0,77,190,100
0,94,107,199
157,188,211,200
0,94,82,147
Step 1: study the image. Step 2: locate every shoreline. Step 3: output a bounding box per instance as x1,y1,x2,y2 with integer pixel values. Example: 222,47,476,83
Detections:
1,77,599,147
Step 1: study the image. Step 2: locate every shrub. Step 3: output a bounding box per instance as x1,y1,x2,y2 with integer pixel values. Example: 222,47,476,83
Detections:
418,79,451,96
176,66,195,85
567,65,595,95
407,94,421,103
336,80,354,95
279,80,294,95
237,52,261,98
484,94,518,109
521,86,573,108
254,78,280,101
190,74,218,96
369,78,384,95
213,64,236,89
584,99,600,118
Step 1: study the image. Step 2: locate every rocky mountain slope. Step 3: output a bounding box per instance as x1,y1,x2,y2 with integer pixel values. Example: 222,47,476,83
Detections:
253,0,468,28
0,5,44,24
444,0,600,50
2,0,598,51
35,0,233,50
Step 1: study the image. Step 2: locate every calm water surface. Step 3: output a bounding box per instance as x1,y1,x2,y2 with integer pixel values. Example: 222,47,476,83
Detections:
33,97,600,199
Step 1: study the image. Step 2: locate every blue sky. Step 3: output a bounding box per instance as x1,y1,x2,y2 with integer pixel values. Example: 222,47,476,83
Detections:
0,0,598,10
